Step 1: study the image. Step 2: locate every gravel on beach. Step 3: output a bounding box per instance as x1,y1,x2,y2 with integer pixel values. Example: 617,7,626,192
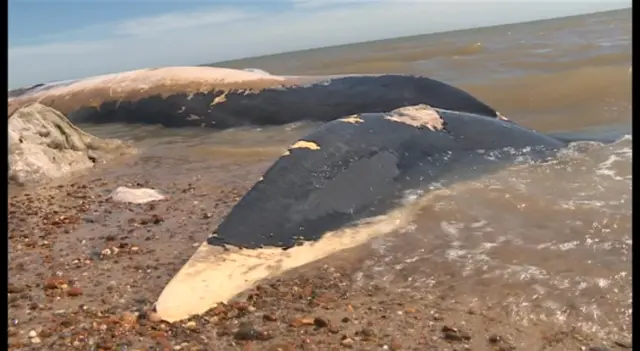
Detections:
8,155,630,351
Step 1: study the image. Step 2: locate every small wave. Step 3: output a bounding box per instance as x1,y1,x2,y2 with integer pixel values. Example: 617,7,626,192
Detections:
596,153,629,180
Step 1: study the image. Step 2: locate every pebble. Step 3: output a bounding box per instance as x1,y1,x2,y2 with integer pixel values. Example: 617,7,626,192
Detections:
340,337,354,348
358,327,376,338
28,330,37,338
586,347,611,351
174,342,190,350
109,186,166,204
262,313,278,322
8,283,25,294
313,317,329,328
289,317,315,327
121,311,138,326
67,287,83,297
147,311,163,323
441,325,471,342
234,322,272,341
30,337,41,344
614,340,632,349
44,277,68,289
488,333,515,351
389,340,403,350
443,331,464,341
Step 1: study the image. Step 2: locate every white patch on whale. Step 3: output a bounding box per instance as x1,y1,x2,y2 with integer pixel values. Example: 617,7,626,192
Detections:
154,199,423,322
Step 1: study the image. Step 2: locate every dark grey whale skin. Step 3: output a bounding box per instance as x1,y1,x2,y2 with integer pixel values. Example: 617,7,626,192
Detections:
65,75,503,128
18,72,604,251
207,109,567,250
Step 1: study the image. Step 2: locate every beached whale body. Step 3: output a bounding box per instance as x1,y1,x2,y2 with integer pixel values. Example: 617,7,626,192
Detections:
209,105,566,249
7,66,575,322
154,105,570,322
8,66,506,125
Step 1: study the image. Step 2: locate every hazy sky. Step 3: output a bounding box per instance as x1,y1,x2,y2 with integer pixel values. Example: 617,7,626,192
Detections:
8,0,631,89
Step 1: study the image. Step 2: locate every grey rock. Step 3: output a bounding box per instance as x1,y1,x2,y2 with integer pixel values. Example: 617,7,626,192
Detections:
8,103,135,185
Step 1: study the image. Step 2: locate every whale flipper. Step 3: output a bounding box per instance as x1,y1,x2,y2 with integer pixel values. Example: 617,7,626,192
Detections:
210,106,564,250
155,105,566,322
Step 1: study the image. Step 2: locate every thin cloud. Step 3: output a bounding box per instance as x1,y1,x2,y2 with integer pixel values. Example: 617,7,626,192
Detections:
9,0,630,88
112,8,256,36
291,0,380,9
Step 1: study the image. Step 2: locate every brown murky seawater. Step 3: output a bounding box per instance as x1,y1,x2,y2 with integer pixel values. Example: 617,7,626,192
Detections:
80,9,631,339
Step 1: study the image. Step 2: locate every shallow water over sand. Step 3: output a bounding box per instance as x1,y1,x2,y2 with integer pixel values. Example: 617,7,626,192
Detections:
354,136,632,339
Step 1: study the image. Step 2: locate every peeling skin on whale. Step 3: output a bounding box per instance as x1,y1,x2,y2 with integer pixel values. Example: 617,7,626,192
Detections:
154,203,419,323
210,91,228,106
384,104,445,131
282,140,321,156
7,66,333,117
290,140,321,150
497,112,510,121
340,115,365,124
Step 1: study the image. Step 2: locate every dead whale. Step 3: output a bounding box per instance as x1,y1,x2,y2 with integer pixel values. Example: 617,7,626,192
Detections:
154,104,568,322
9,66,589,323
7,66,507,127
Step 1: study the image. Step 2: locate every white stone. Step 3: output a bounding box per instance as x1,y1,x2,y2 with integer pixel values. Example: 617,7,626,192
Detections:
8,103,135,185
109,186,166,204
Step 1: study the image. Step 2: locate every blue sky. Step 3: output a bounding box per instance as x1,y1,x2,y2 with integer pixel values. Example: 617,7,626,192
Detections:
8,0,631,89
